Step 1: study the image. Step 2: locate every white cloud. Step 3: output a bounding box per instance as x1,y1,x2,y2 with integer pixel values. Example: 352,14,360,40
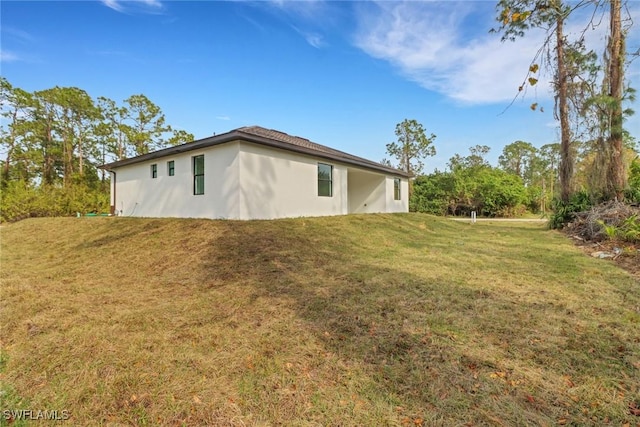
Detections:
0,50,20,63
101,0,163,14
292,26,326,48
353,1,553,105
141,0,162,8
102,0,125,12
216,116,231,121
267,0,326,21
258,0,332,49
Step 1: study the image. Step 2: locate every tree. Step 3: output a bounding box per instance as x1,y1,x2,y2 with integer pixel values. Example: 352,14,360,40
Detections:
499,140,537,182
0,77,195,221
604,0,628,200
380,158,394,168
124,94,170,156
31,87,100,186
495,0,636,204
448,145,491,171
0,78,36,184
96,96,131,161
386,119,436,176
493,0,595,203
167,129,195,146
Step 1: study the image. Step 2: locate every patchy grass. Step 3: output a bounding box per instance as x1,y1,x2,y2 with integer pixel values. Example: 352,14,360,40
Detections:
1,214,639,426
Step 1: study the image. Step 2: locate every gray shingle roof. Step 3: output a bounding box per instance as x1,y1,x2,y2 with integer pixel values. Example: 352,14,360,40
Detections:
100,125,409,177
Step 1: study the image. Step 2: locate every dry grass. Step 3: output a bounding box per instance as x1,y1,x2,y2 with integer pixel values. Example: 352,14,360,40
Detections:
1,214,639,426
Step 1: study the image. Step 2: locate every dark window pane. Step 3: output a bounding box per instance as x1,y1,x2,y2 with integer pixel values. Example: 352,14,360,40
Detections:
193,155,204,195
194,155,204,175
318,181,332,197
194,175,204,195
318,163,332,197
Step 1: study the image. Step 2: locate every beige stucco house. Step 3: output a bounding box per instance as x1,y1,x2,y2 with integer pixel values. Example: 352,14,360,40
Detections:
100,126,409,220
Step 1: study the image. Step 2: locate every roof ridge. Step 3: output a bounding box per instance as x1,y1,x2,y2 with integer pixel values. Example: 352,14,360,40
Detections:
102,125,410,177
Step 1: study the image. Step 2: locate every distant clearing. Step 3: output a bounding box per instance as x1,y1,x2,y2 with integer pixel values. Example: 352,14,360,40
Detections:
1,214,638,426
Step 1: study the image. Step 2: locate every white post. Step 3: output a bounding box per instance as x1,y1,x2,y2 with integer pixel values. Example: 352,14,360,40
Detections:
471,211,477,224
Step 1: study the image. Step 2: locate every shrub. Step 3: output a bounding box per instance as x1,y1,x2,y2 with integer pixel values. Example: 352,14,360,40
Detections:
548,190,593,229
0,181,109,222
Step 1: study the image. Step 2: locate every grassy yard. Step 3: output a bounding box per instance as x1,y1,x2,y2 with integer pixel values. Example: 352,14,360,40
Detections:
1,214,639,426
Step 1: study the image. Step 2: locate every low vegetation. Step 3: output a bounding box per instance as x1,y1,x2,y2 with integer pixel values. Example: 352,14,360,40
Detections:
1,214,639,426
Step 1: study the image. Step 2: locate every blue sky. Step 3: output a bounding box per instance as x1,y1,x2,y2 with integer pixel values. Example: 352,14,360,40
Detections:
1,0,639,172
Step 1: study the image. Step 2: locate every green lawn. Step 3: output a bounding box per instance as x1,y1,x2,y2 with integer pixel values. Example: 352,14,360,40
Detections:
1,214,638,426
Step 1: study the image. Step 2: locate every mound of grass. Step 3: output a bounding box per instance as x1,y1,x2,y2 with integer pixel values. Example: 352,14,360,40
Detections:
1,214,639,425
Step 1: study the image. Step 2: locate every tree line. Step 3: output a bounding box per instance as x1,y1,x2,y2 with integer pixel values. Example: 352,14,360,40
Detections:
410,138,639,218
0,78,193,221
386,118,638,218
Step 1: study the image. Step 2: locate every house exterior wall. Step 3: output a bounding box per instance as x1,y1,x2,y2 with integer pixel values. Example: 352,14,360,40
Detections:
113,142,240,218
385,176,409,213
110,140,408,220
237,142,348,219
347,169,386,214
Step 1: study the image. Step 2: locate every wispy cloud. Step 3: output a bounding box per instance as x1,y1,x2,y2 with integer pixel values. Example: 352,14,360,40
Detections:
1,26,33,63
0,50,21,63
259,0,333,49
216,116,231,121
101,0,164,14
353,1,640,106
267,0,326,21
292,26,326,49
353,1,550,105
2,27,35,43
102,0,125,12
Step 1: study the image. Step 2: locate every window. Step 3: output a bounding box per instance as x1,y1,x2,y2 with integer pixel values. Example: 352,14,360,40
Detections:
394,178,401,200
193,155,204,195
318,163,333,197
151,164,158,179
167,160,175,176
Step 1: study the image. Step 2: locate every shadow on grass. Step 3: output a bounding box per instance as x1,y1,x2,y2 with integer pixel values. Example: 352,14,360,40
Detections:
200,215,640,424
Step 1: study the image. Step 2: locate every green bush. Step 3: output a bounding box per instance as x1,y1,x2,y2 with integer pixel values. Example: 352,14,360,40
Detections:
625,158,640,203
597,214,640,243
0,181,109,222
410,173,452,215
474,169,527,217
548,190,593,229
411,168,528,217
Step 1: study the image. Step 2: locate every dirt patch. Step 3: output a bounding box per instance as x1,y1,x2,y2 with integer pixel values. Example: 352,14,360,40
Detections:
568,234,640,279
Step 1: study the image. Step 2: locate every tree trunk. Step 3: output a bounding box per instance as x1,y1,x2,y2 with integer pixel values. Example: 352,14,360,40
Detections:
556,11,573,203
44,122,54,185
3,108,18,181
607,0,626,200
78,131,84,176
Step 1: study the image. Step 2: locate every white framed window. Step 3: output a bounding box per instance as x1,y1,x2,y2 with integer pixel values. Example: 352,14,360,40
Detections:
318,163,332,197
193,155,204,195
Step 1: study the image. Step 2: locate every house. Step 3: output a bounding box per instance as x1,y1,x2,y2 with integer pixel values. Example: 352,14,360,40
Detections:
99,126,410,220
